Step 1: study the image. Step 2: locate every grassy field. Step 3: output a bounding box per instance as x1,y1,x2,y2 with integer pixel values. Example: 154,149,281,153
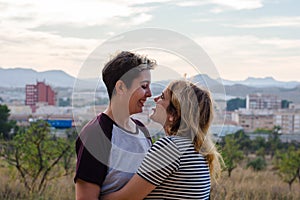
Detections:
1,160,299,200
0,160,75,200
211,166,300,200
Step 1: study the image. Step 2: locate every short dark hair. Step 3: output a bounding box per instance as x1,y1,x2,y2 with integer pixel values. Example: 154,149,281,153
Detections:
102,51,156,100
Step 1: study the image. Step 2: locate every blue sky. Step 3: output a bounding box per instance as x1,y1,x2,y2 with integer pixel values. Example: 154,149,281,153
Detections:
0,0,299,81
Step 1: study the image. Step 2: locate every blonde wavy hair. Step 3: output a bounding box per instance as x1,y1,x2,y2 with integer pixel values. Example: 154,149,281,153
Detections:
165,80,223,181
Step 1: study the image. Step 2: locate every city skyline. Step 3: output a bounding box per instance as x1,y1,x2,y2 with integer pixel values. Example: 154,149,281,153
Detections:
0,0,299,81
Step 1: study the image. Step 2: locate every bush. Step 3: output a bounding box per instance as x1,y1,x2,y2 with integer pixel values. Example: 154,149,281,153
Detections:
246,156,267,171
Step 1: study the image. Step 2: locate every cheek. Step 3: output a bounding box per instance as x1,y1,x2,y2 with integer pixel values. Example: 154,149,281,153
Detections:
129,90,143,104
131,89,145,99
154,104,168,123
161,101,170,110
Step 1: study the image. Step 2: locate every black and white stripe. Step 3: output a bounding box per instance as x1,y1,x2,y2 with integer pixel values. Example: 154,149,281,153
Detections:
137,136,211,199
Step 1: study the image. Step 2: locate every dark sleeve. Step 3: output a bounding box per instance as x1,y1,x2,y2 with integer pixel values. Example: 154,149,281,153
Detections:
74,115,112,187
74,137,107,186
137,137,180,186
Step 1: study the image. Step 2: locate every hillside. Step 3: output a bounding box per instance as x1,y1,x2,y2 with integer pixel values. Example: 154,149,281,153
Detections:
225,84,300,103
0,68,75,88
0,67,299,103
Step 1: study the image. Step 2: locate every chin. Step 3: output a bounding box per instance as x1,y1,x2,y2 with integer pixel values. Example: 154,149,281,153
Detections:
150,116,162,125
130,106,143,114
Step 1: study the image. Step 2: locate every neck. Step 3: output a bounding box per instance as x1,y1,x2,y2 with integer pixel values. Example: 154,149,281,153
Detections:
104,102,135,132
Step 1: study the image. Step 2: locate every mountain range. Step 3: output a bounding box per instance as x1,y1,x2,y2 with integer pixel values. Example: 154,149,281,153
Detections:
219,77,300,89
0,68,75,88
1,67,299,89
0,67,299,103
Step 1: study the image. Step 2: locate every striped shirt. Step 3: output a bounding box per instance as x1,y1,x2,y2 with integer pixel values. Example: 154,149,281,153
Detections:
137,136,211,199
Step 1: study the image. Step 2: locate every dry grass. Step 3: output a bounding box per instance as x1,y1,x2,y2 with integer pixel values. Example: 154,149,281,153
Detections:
1,159,299,200
211,166,300,200
0,159,75,200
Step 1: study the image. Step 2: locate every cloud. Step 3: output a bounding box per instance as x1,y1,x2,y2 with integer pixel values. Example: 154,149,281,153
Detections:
0,0,298,82
226,16,300,28
259,38,300,49
197,35,300,55
0,0,154,29
0,26,99,76
211,0,263,10
109,13,153,28
194,35,300,81
174,0,263,12
175,1,208,7
0,1,9,10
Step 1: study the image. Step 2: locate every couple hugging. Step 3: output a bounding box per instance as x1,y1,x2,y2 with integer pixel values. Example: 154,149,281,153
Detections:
74,51,223,200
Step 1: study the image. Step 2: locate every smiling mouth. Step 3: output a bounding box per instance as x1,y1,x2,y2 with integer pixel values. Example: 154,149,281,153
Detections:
150,107,156,115
139,100,145,107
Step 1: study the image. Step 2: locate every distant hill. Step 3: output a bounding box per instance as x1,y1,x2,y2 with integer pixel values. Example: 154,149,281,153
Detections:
224,84,300,104
0,68,75,88
0,68,299,103
190,74,221,87
219,76,300,89
0,68,113,89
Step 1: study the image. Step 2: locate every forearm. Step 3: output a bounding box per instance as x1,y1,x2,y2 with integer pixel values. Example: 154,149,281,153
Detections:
75,179,100,200
102,190,131,200
102,174,156,200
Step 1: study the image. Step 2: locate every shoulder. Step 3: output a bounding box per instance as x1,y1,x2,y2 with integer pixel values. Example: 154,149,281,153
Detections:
131,118,146,127
77,113,115,144
131,118,151,141
155,136,190,146
150,137,179,152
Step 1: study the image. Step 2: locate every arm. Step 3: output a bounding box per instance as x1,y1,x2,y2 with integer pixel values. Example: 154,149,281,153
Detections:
76,178,101,200
103,137,180,200
102,174,156,200
74,119,110,200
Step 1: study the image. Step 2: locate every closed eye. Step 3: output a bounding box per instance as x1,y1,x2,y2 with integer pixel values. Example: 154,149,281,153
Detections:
141,84,149,89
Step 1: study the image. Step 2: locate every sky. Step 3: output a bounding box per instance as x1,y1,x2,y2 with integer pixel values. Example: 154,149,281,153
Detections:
0,0,299,81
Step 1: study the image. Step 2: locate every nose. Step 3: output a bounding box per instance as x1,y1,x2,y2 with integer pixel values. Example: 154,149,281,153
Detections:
154,96,160,102
145,87,152,97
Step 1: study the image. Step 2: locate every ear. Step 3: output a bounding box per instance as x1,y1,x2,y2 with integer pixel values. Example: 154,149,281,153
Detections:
115,80,127,95
168,115,174,122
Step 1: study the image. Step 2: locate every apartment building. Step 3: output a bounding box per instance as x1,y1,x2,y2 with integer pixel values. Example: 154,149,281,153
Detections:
25,81,56,107
232,105,300,134
275,105,300,134
246,93,281,110
232,109,274,132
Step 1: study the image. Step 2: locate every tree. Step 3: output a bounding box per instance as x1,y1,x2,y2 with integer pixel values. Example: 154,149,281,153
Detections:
0,104,17,140
281,100,291,109
58,97,71,107
0,120,75,195
246,156,267,171
256,147,266,158
251,136,267,153
274,147,300,191
221,136,244,177
267,125,282,158
254,128,272,134
231,130,251,155
226,98,246,111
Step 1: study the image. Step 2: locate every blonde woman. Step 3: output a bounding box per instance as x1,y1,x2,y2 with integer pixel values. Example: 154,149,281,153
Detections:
103,80,223,200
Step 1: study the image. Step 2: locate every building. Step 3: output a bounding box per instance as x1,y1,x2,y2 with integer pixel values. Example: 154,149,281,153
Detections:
275,105,300,134
231,104,300,134
232,109,274,132
25,81,56,111
246,93,281,110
